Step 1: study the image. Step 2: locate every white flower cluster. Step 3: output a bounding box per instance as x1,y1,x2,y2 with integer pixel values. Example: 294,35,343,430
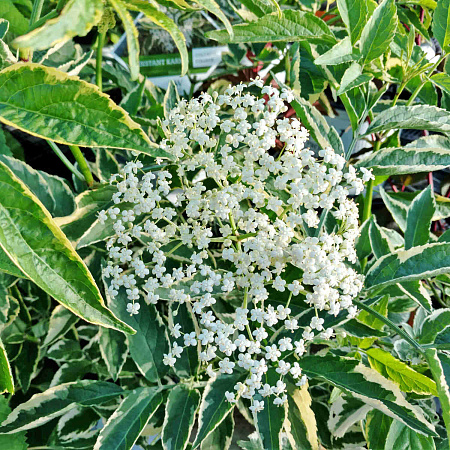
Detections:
101,79,372,411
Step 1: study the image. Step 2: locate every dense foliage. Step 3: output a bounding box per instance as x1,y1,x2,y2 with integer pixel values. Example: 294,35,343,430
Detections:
2,0,450,449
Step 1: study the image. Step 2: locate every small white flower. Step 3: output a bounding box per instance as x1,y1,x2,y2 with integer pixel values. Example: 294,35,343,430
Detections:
126,302,140,315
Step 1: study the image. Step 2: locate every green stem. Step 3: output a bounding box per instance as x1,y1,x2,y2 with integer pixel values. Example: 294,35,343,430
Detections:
391,82,406,107
96,31,106,91
47,141,84,182
29,0,45,26
12,285,32,324
28,10,58,32
68,145,94,187
361,139,380,225
353,299,424,355
285,53,291,86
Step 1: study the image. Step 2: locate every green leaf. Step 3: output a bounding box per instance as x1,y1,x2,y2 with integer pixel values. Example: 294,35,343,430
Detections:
360,0,397,64
193,0,233,39
365,242,450,290
356,219,372,261
0,63,168,158
341,319,389,338
424,349,450,442
207,11,336,45
419,309,450,344
284,382,318,450
298,354,436,436
162,385,200,450
365,105,450,135
405,185,435,250
110,0,140,81
0,161,134,334
236,0,278,18
105,281,169,382
15,340,39,393
337,0,368,44
366,348,437,395
0,19,9,40
13,0,103,51
0,396,27,450
314,37,356,66
0,247,25,278
99,326,128,381
328,395,371,438
43,305,79,347
365,409,392,450
192,371,246,448
385,420,437,450
337,63,372,96
256,394,285,449
56,185,116,242
0,380,123,433
356,145,450,175
397,281,433,312
201,410,234,450
369,217,393,259
380,186,407,231
432,0,450,52
0,1,29,35
288,90,344,156
0,154,75,217
0,337,13,394
430,72,450,94
164,80,180,120
94,387,163,450
120,0,188,76
169,303,199,378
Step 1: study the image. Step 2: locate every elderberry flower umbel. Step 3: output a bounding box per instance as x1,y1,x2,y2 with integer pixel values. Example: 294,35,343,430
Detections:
100,79,373,411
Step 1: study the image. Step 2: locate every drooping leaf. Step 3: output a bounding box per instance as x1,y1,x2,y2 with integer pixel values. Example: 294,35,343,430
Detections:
397,281,433,312
365,105,450,135
13,0,103,51
366,348,437,395
193,0,233,39
99,326,129,381
0,161,134,334
207,11,336,44
94,387,163,450
356,219,372,261
0,380,123,433
298,354,436,436
337,0,368,44
162,385,200,450
192,371,247,448
0,63,168,158
404,185,435,250
432,0,450,52
365,242,450,290
360,0,397,64
120,0,188,76
110,0,140,81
